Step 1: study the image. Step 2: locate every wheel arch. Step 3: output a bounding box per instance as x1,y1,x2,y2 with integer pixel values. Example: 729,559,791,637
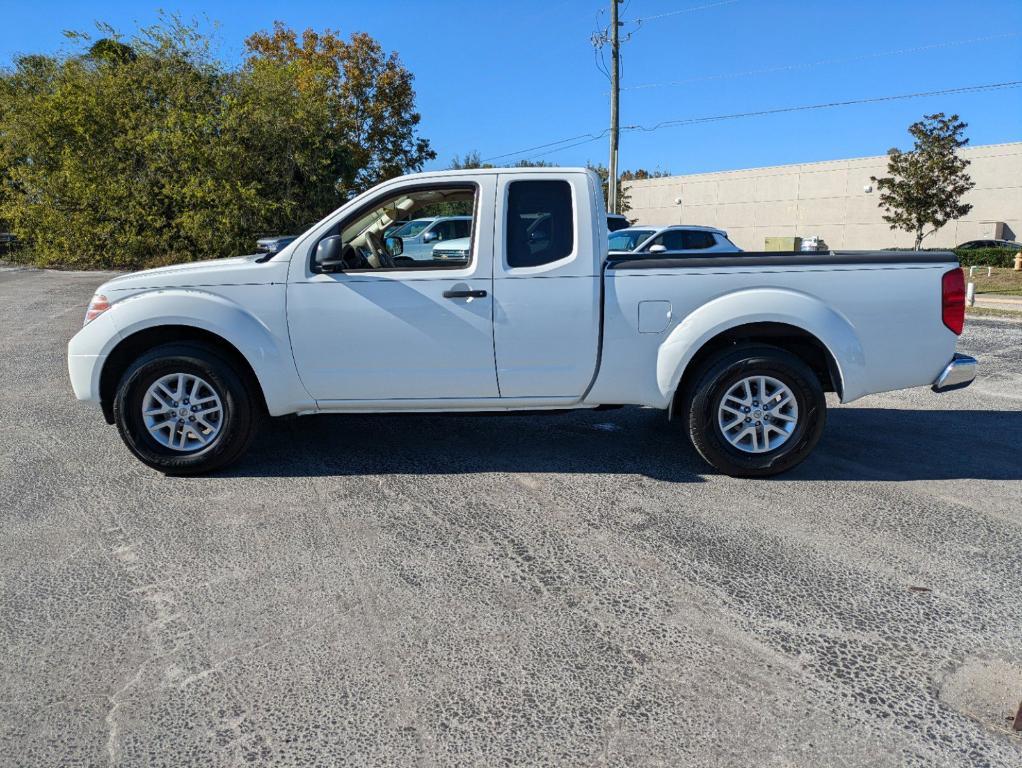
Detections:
657,288,866,417
99,325,267,424
669,322,842,418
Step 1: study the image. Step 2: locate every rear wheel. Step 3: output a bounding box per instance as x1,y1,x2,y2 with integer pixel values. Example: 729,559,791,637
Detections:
682,345,826,477
113,342,262,475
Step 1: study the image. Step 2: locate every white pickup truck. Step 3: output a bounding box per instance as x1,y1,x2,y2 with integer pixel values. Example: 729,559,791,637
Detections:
68,167,976,477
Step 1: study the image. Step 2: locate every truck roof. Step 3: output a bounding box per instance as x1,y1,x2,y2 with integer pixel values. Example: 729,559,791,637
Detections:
389,167,594,182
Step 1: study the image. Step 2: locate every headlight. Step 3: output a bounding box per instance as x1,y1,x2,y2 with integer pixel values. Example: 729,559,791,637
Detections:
84,294,110,326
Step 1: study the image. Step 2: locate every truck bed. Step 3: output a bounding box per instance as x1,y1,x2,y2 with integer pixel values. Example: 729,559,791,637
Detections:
587,250,960,409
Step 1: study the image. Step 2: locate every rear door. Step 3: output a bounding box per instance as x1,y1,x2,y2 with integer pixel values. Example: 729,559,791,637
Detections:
491,172,601,399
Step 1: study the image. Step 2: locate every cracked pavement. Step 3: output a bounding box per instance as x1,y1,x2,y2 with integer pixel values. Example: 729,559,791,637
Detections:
1,267,1021,766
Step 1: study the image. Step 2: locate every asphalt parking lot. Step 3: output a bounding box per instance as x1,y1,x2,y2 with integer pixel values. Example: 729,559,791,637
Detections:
2,266,1021,767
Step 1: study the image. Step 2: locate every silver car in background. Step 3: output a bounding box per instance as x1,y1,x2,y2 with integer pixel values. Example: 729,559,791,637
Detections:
390,216,472,260
610,225,741,255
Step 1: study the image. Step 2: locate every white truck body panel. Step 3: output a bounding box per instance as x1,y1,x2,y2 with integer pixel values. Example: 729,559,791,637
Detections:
491,171,603,398
286,175,499,401
67,258,313,416
588,263,954,408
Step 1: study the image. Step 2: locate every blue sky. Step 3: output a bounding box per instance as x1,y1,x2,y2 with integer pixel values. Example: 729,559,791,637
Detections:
2,0,1020,175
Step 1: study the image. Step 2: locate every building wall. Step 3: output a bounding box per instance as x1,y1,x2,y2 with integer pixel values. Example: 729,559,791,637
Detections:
623,142,1022,250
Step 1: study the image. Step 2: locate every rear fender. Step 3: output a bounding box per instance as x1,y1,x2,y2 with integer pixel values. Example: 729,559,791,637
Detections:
656,288,866,404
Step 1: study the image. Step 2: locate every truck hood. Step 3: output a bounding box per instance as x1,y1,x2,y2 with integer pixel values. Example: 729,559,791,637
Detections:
432,237,471,253
100,254,284,293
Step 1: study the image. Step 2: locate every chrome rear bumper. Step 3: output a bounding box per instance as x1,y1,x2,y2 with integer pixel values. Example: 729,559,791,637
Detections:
932,353,977,393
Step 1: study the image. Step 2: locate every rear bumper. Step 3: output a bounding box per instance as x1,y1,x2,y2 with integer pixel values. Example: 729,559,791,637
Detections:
931,353,977,393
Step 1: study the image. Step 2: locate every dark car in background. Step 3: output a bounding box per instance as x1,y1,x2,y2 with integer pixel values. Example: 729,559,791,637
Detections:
956,239,1021,250
255,234,299,255
607,214,630,232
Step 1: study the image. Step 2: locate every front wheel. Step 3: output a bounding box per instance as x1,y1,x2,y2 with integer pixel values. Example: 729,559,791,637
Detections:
682,345,826,477
112,342,263,475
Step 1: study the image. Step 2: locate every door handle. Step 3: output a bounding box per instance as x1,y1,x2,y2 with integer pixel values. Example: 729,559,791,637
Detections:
443,289,487,299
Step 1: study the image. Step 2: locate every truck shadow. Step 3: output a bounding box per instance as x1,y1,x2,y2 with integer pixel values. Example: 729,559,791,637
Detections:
225,406,1021,482
792,406,1022,482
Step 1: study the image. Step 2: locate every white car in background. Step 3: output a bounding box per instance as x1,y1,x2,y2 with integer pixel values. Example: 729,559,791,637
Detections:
610,225,740,255
389,215,473,260
432,237,471,262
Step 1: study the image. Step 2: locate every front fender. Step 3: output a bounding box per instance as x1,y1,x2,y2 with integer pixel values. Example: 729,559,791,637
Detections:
656,287,867,404
101,287,311,415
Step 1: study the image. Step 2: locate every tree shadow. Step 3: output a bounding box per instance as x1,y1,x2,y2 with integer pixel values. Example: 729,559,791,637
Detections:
222,406,1021,483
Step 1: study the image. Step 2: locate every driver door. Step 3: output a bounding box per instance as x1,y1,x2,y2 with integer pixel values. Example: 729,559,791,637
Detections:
286,177,499,402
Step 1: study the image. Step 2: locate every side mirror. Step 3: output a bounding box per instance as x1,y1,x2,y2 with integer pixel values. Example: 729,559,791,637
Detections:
422,230,438,243
313,235,345,272
648,244,668,254
385,235,403,257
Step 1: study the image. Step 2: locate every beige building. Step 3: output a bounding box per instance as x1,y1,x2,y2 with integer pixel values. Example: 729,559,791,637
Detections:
623,142,1022,250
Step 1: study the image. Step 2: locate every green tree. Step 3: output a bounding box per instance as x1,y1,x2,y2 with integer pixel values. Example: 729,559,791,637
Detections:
0,18,434,269
0,21,235,268
871,113,974,250
620,168,671,182
448,151,555,170
241,23,434,207
449,150,492,169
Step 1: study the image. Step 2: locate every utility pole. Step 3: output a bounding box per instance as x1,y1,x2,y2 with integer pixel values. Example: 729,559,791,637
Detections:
608,0,620,214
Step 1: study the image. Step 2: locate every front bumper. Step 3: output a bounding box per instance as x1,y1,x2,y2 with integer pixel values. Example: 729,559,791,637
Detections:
68,351,106,402
67,311,120,404
932,353,977,393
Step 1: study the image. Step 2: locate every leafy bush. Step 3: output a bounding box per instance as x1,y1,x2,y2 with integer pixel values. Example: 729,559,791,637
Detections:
883,247,1019,268
954,248,1019,268
0,19,434,270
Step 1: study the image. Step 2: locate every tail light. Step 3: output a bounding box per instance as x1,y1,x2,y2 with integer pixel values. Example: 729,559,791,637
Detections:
941,268,965,335
84,294,110,326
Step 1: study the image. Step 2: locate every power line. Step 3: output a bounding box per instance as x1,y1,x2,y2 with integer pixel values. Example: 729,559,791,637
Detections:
622,32,1022,91
633,0,739,23
483,132,608,162
528,134,609,160
624,81,1022,133
487,80,1022,162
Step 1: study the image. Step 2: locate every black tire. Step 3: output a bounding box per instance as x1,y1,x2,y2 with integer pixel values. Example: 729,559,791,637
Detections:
682,344,826,478
112,342,263,475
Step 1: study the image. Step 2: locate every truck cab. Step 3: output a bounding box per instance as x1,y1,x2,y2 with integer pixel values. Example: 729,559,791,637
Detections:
288,170,602,402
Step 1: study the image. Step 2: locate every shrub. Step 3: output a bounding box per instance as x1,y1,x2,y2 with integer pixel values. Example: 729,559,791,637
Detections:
954,248,1019,268
0,18,434,270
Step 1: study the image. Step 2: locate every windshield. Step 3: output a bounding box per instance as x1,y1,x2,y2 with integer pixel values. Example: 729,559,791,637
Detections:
391,218,434,238
609,230,654,251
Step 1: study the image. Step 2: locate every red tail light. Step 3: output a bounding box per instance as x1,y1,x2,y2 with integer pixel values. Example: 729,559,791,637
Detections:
941,268,965,335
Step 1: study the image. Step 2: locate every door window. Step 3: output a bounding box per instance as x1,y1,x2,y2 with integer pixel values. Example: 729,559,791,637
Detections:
609,229,654,251
451,219,472,239
506,180,575,268
682,230,717,249
649,230,686,251
649,229,716,251
311,186,476,270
